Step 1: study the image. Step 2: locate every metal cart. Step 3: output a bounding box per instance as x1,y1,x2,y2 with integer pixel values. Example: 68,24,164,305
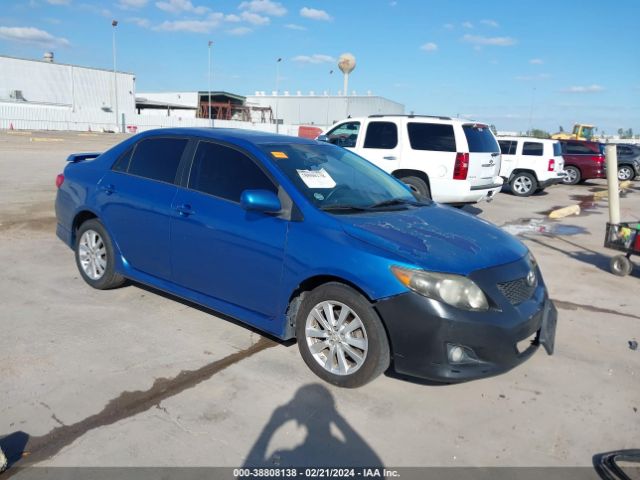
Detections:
604,222,640,276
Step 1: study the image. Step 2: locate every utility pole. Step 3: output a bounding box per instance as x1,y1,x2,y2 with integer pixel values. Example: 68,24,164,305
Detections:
112,20,119,133
275,57,282,133
208,40,213,127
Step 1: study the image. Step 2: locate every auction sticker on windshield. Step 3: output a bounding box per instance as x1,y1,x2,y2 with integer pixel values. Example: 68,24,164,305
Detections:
296,168,337,189
270,151,288,159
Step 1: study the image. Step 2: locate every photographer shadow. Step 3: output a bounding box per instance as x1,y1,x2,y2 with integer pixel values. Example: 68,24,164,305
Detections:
243,384,382,468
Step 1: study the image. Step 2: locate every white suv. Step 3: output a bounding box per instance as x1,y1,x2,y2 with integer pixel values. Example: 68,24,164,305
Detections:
321,115,503,204
497,137,565,197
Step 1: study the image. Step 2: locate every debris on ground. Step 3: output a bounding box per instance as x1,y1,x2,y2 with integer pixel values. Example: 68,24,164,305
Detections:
548,204,581,219
629,340,638,351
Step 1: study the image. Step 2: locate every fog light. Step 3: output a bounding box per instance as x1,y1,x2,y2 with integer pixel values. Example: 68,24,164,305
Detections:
449,345,464,363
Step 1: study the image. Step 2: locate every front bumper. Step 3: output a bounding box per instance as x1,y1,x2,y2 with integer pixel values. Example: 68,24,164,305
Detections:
375,260,557,382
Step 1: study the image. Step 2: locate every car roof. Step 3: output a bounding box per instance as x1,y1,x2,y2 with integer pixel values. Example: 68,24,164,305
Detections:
337,115,478,125
497,136,558,143
137,127,317,146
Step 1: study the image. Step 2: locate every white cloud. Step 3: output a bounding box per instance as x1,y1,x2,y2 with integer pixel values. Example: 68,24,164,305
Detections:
300,7,331,21
285,23,306,30
480,19,499,27
292,54,335,64
443,23,454,29
156,0,208,15
462,34,516,46
515,73,551,81
240,11,269,25
420,42,437,52
389,1,397,5
225,14,241,22
78,3,112,17
154,14,222,32
45,0,70,4
562,84,605,93
228,26,252,35
462,21,473,28
529,58,544,64
0,25,70,46
117,0,148,8
126,16,151,27
238,0,286,16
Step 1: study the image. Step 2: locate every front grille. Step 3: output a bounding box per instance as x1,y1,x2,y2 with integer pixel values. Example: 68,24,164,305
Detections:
497,277,536,305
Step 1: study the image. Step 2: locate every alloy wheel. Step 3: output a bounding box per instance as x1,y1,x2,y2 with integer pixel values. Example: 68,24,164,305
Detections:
513,176,533,194
618,166,633,181
78,229,107,280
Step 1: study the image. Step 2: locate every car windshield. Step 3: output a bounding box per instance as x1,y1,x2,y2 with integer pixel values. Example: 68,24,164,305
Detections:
260,143,421,212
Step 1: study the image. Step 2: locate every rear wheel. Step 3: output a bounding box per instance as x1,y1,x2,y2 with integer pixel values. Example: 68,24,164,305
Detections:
618,165,635,181
296,283,390,388
510,172,537,197
75,219,125,290
562,166,581,185
400,175,431,200
610,255,633,277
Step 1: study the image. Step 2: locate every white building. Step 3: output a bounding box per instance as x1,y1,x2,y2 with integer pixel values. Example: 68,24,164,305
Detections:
0,54,136,120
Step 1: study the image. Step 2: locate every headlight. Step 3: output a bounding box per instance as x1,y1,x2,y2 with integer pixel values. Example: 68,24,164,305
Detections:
528,251,537,270
391,266,489,311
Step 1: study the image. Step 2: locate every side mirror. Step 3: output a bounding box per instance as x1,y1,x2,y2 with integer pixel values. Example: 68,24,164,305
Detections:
240,189,281,214
316,135,330,143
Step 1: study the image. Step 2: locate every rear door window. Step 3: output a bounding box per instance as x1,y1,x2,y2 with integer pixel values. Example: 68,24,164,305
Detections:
127,137,188,183
326,121,360,148
462,124,499,152
189,142,276,202
563,142,594,155
522,142,543,156
408,123,456,152
363,121,398,149
553,143,562,156
498,140,516,155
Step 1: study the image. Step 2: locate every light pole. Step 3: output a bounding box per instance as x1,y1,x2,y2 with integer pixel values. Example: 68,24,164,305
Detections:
111,20,119,133
275,57,282,133
208,40,213,127
326,69,333,127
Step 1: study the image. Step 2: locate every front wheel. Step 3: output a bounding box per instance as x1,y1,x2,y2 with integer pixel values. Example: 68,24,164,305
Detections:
562,166,581,185
510,172,537,197
75,219,125,290
618,165,635,181
296,283,390,388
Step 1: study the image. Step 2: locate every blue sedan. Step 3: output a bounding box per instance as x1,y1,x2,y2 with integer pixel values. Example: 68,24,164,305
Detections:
55,128,556,387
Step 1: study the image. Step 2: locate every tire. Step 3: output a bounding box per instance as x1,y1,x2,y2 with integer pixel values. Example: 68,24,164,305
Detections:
75,218,125,290
510,172,537,197
562,166,581,185
618,165,635,181
400,175,431,200
296,283,390,388
610,255,633,277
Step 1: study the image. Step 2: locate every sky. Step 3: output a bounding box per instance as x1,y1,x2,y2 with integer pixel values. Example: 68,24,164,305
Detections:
0,0,639,134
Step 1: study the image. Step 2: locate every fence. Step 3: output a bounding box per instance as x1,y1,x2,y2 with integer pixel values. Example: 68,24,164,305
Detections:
0,103,310,136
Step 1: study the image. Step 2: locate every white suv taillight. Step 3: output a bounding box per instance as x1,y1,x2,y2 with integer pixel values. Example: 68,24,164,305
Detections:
548,159,555,171
453,153,469,180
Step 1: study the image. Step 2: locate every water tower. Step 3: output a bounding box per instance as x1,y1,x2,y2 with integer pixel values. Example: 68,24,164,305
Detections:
338,53,356,97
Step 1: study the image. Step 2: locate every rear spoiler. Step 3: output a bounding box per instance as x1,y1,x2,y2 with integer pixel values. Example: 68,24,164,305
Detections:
66,152,102,163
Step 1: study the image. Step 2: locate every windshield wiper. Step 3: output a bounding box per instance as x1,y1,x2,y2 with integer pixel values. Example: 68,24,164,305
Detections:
320,204,372,212
367,198,426,209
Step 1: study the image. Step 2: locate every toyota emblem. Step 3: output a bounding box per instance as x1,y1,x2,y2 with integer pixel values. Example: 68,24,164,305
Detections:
526,270,536,287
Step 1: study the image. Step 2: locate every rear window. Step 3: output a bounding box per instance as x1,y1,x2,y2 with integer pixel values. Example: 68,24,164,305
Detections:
498,140,516,155
563,142,595,155
522,142,543,156
363,121,398,149
128,137,188,183
462,124,499,153
553,143,562,156
407,123,456,152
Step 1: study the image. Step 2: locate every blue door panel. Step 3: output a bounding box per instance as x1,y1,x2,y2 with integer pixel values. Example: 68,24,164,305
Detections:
99,171,177,280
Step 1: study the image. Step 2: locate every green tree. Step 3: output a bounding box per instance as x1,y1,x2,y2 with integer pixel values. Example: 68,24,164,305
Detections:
618,128,624,137
558,125,564,132
489,124,497,135
529,128,550,139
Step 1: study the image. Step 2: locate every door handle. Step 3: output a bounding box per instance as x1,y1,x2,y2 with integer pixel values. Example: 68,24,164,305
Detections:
175,204,194,217
383,156,397,160
100,184,115,195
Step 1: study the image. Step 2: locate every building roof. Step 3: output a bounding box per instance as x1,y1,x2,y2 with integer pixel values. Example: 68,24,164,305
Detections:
0,54,135,76
135,97,197,110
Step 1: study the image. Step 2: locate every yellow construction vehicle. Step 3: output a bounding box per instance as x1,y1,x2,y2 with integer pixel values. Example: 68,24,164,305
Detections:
551,123,597,141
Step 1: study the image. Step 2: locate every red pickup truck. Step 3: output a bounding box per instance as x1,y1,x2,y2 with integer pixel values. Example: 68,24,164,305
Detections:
559,140,605,185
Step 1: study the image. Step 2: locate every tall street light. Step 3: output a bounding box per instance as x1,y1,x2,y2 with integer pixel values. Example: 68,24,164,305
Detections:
111,20,119,133
275,57,282,134
326,69,333,127
208,40,213,127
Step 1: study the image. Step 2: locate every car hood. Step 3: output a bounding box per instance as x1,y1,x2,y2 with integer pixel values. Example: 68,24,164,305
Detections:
338,204,528,275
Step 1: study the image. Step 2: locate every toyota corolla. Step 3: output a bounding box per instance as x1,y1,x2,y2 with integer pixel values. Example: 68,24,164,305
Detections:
55,128,556,387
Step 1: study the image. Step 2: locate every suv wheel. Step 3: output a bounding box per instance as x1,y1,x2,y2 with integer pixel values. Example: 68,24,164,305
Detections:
75,219,126,290
296,283,390,388
510,172,537,197
400,176,431,199
618,165,634,181
562,166,581,185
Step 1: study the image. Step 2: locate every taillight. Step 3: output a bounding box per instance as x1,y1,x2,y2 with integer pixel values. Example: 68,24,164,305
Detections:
548,159,555,171
453,152,469,180
596,154,605,164
56,173,64,188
